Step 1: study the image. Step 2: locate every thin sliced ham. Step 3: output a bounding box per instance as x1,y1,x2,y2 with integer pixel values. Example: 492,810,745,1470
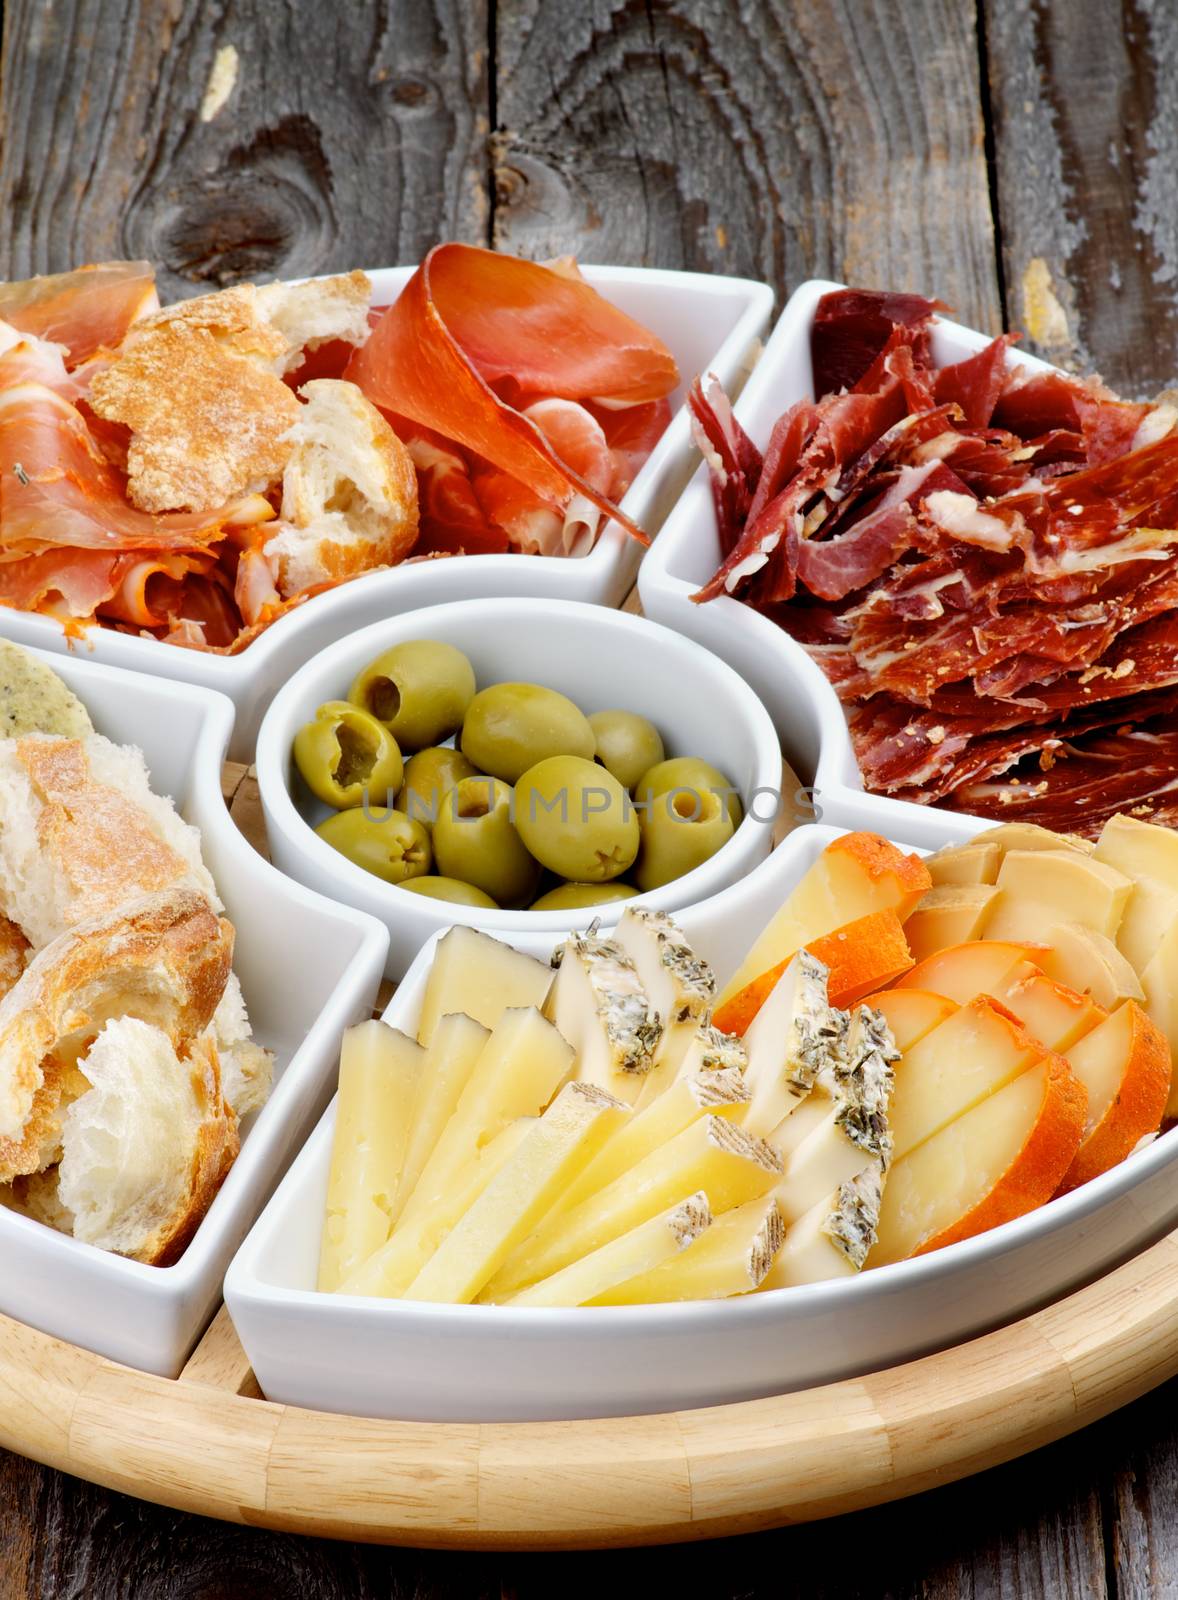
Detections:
345,244,678,546
471,397,614,556
0,262,158,367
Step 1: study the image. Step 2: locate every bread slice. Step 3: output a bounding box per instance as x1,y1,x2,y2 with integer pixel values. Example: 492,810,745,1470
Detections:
56,1018,238,1264
0,732,219,949
256,271,371,374
208,970,273,1119
263,377,418,596
0,887,233,1180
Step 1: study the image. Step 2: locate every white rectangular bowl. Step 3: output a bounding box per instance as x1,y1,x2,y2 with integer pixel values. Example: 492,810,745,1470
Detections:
4,266,773,761
225,822,1178,1423
0,630,389,1377
638,278,1061,850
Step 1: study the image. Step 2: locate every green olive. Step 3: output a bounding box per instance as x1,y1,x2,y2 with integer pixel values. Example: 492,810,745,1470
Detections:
588,710,665,793
635,756,743,831
315,806,432,885
398,876,498,908
395,746,480,833
461,682,595,785
432,775,542,906
530,881,639,911
348,640,476,753
293,700,403,809
635,786,735,892
514,755,639,883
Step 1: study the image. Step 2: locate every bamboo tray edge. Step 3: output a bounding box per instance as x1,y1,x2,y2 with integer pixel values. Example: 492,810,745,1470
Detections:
2,1223,1177,1550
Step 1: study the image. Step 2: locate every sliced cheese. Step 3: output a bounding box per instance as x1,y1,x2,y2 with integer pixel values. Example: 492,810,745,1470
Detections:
741,949,844,1137
773,1004,896,1224
416,926,553,1046
982,850,1132,944
903,883,999,963
904,939,1043,1003
590,1196,784,1304
1139,922,1178,1117
559,1063,749,1215
871,989,958,1052
613,906,715,1078
506,1193,712,1307
762,1171,883,1288
717,833,930,1006
971,822,1093,858
1095,812,1178,892
633,1015,746,1112
1110,874,1178,974
402,1083,629,1304
392,1011,489,1226
316,1022,425,1291
888,996,1039,1161
546,933,661,1103
1038,922,1144,1010
338,1117,535,1296
925,840,1001,887
482,1114,783,1300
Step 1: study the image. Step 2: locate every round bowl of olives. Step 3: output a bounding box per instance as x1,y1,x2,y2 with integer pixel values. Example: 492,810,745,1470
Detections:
256,599,783,976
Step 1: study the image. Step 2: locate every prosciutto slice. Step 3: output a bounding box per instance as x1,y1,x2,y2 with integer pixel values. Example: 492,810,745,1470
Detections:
691,283,1178,834
0,262,158,367
346,244,679,546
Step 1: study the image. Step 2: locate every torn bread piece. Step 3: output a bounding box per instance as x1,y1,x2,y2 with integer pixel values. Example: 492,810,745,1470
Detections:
55,1018,238,1264
256,270,372,374
207,970,273,1119
0,733,219,949
262,377,419,596
0,888,233,1180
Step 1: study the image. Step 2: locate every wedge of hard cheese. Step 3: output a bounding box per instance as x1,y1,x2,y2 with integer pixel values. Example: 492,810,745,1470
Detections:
1057,1000,1170,1192
871,1052,1087,1264
588,1196,784,1304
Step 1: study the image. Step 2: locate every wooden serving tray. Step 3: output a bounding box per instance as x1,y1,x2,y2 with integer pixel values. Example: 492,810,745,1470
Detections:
3,1227,1178,1549
3,761,1173,1548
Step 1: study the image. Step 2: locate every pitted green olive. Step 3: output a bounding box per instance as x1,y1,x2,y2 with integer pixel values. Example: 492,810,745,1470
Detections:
530,881,639,911
588,710,665,792
432,775,541,906
514,755,639,883
293,700,403,809
461,682,595,784
395,745,479,833
348,640,476,752
635,785,734,892
635,756,742,831
399,876,498,908
315,806,431,885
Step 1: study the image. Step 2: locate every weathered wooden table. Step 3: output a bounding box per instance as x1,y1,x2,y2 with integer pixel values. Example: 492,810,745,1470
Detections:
1,0,1175,1592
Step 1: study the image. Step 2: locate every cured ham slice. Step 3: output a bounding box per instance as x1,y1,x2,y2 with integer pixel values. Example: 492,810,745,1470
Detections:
691,284,1178,835
346,244,679,547
0,262,158,367
471,397,615,556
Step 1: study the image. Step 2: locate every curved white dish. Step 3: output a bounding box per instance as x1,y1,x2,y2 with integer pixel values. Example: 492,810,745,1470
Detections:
256,598,783,978
4,265,773,761
0,635,389,1378
225,821,1178,1423
638,278,1060,849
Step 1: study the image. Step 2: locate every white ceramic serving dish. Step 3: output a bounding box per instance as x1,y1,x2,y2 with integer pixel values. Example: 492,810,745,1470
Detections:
225,820,1178,1423
255,597,784,978
638,278,1060,849
5,265,773,761
0,633,389,1378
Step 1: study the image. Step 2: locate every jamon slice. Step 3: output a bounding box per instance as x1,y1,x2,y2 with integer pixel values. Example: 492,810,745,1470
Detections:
0,261,158,366
346,244,678,545
810,288,944,397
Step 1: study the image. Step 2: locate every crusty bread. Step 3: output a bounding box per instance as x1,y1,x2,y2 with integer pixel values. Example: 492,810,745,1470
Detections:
87,274,373,513
0,732,219,950
256,271,371,374
57,1018,238,1264
87,291,300,513
209,970,273,1119
263,378,418,596
0,916,29,1001
0,887,232,1179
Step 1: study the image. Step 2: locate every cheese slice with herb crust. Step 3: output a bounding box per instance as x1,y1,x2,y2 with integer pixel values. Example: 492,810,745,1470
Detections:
763,1169,884,1288
614,907,715,1075
634,1015,747,1111
772,1003,898,1226
741,949,846,1137
593,1195,785,1304
546,933,662,1102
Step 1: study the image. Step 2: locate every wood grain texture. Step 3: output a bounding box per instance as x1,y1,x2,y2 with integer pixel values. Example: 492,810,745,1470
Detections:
0,0,490,300
493,0,1002,332
983,0,1178,394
